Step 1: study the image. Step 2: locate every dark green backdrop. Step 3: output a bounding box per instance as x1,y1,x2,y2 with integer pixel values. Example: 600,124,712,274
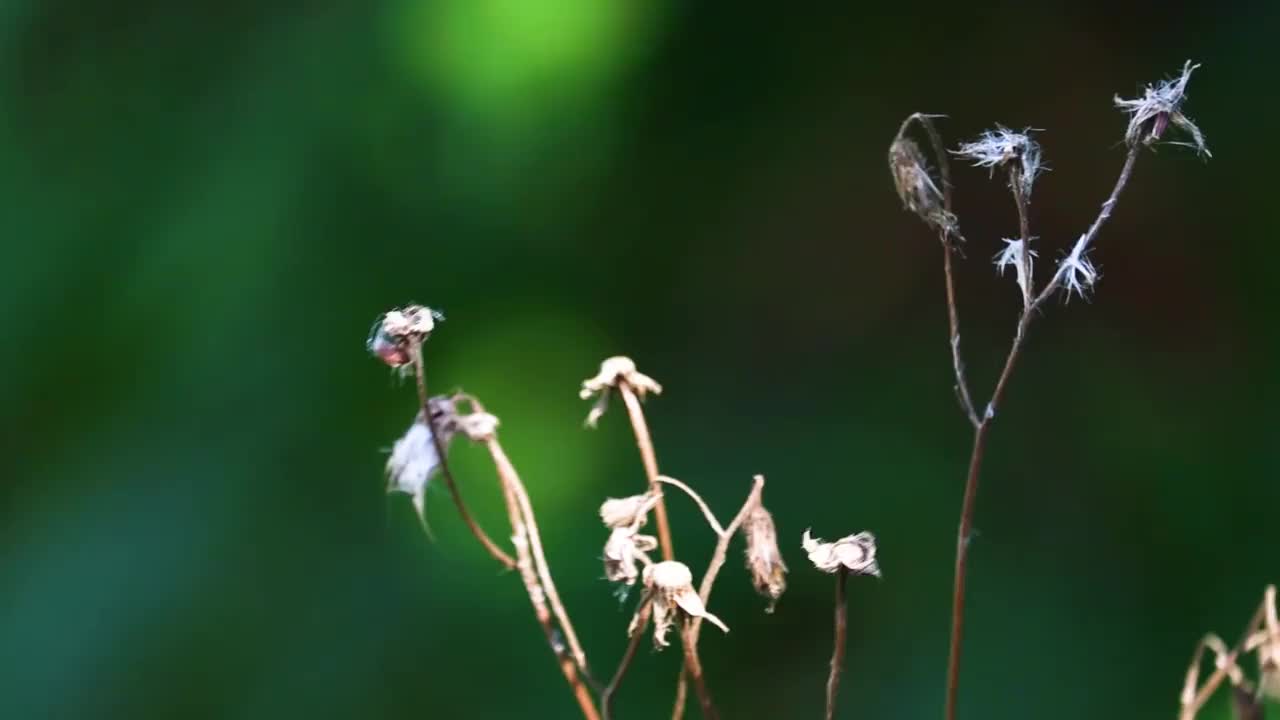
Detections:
2,2,1277,718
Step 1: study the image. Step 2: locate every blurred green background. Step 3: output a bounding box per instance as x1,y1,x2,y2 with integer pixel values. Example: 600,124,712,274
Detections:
2,2,1277,718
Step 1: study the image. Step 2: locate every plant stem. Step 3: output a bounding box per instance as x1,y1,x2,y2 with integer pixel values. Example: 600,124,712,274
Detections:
671,476,765,720
494,455,601,720
485,433,597,688
943,144,1142,720
603,595,653,720
681,623,719,720
619,383,675,561
407,341,515,570
826,568,849,720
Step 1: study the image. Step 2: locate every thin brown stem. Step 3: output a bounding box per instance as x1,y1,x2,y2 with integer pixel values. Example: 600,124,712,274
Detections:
619,383,675,561
898,112,980,428
656,475,725,536
485,434,597,689
671,476,766,720
603,594,653,720
681,623,719,720
493,445,601,720
826,568,850,720
944,145,1144,720
407,342,515,570
1010,169,1034,309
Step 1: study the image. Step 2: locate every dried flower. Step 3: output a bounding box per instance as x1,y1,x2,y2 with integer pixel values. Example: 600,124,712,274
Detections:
455,410,500,442
1115,61,1209,158
889,136,956,234
637,561,728,648
742,503,787,612
599,493,659,530
1059,238,1099,301
603,526,657,586
367,305,445,368
954,126,1044,197
802,529,881,577
385,397,459,530
579,356,662,428
994,238,1037,299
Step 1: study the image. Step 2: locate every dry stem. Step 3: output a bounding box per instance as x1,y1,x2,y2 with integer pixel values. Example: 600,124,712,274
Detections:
826,567,850,720
1179,587,1274,720
657,475,725,536
943,143,1143,720
671,475,766,720
897,113,980,428
495,467,601,720
482,429,596,688
602,593,653,720
406,341,515,570
681,622,720,720
619,383,676,561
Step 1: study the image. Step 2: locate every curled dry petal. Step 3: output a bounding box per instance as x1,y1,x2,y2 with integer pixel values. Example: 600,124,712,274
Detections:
599,493,659,530
639,561,728,648
579,356,663,428
802,529,881,577
742,503,787,612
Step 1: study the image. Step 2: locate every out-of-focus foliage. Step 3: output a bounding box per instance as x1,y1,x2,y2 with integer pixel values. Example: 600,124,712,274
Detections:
1,2,1277,719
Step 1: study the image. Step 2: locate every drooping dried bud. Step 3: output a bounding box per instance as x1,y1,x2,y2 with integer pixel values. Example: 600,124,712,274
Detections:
455,410,500,442
579,356,663,428
742,503,787,612
385,396,459,532
603,526,657,586
889,136,956,234
802,529,881,577
599,493,659,530
954,126,1044,198
1114,61,1209,158
367,305,445,368
640,561,728,648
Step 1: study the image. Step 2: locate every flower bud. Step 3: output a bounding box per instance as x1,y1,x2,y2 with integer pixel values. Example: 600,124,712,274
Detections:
742,503,787,612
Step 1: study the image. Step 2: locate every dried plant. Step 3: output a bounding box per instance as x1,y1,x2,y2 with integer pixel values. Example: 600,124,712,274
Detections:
370,324,795,720
1180,585,1279,720
803,529,881,720
888,62,1209,720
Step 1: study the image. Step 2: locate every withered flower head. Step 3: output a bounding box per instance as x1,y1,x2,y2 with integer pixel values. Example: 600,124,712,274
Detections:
385,396,459,531
638,561,728,648
1114,60,1209,158
889,136,956,234
954,126,1044,197
742,503,787,612
579,356,663,428
603,526,657,586
802,529,881,577
455,410,500,442
599,493,659,530
367,305,445,368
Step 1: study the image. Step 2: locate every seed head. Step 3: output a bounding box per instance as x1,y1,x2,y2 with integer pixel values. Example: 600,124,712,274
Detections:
385,396,459,533
368,305,445,368
994,238,1037,299
638,560,728,648
579,356,663,428
1114,61,1209,158
954,126,1044,198
889,137,956,234
802,529,881,577
741,503,787,612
